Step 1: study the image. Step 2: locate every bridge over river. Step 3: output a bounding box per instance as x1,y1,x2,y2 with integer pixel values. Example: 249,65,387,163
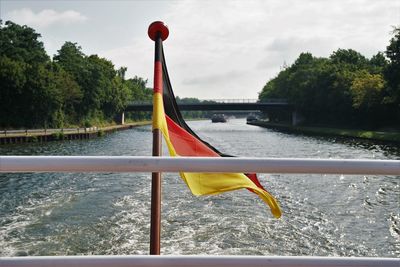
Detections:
123,98,301,125
125,98,290,112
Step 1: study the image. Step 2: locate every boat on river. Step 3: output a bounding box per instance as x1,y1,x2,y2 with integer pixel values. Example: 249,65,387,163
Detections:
211,114,227,123
246,113,258,123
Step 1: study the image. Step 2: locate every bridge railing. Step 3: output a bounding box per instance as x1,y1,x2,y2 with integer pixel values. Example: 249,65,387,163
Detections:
205,99,288,103
127,98,288,105
128,100,153,105
204,99,258,103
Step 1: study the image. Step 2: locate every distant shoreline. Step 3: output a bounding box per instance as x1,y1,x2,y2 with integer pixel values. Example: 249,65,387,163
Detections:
247,121,400,144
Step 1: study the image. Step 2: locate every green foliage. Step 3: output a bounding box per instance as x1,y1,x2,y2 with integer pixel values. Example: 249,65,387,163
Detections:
176,97,214,119
0,21,150,129
383,27,400,109
0,21,59,128
53,42,86,77
124,76,153,122
369,52,388,72
0,21,49,64
350,71,384,109
97,129,105,137
83,120,92,128
51,132,65,140
330,49,368,68
259,30,400,129
0,56,28,127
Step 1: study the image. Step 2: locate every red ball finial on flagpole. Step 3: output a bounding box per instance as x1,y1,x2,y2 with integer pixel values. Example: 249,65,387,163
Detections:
148,21,169,41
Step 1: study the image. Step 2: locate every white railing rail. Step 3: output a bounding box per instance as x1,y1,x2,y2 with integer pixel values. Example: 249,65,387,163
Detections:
0,156,399,175
0,255,398,267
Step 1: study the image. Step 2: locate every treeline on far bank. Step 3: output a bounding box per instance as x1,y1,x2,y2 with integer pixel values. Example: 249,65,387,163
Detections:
0,20,154,129
259,27,400,130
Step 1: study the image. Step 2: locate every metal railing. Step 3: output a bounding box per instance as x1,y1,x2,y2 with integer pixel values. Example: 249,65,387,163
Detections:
0,156,399,267
1,127,98,137
1,156,399,175
127,98,288,105
205,98,288,103
0,255,398,267
204,99,258,103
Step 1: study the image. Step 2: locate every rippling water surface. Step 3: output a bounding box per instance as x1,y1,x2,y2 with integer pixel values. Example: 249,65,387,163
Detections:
0,119,399,257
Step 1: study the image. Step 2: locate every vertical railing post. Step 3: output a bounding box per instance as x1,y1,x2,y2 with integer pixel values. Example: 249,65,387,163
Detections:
148,21,169,255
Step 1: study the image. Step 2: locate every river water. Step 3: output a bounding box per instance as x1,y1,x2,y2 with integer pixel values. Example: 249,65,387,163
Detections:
0,119,399,257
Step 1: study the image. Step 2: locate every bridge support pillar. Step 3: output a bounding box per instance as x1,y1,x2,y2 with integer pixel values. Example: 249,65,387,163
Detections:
292,110,304,126
116,112,125,125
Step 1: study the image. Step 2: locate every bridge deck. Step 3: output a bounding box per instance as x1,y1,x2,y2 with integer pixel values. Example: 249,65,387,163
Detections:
126,101,290,112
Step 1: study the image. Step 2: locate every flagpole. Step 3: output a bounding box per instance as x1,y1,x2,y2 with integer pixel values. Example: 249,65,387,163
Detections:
148,21,169,255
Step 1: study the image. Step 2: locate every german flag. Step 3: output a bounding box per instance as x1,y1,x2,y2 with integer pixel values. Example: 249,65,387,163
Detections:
152,35,281,219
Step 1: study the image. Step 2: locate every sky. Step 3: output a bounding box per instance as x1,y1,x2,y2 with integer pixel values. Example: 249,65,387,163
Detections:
1,0,399,99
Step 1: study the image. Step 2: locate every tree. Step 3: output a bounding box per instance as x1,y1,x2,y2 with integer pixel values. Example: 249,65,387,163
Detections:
258,47,391,128
383,27,400,105
0,21,52,128
370,52,387,68
53,42,86,78
0,20,209,128
350,71,385,109
50,63,83,126
0,21,49,64
330,49,368,69
0,56,27,127
53,43,129,122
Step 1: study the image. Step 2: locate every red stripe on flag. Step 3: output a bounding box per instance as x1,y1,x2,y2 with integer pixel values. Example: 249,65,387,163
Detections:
165,115,269,192
154,61,162,94
166,115,219,157
244,173,268,192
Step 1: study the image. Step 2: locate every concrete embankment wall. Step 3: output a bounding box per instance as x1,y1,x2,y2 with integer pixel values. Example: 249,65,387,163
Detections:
247,121,400,144
0,132,97,145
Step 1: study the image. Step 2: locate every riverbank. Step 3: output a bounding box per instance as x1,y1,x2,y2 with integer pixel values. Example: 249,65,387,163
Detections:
0,121,151,145
247,121,400,144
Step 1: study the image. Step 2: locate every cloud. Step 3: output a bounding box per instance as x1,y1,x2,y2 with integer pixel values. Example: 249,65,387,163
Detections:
101,40,154,87
257,36,336,69
182,70,243,86
101,0,399,99
5,8,87,28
